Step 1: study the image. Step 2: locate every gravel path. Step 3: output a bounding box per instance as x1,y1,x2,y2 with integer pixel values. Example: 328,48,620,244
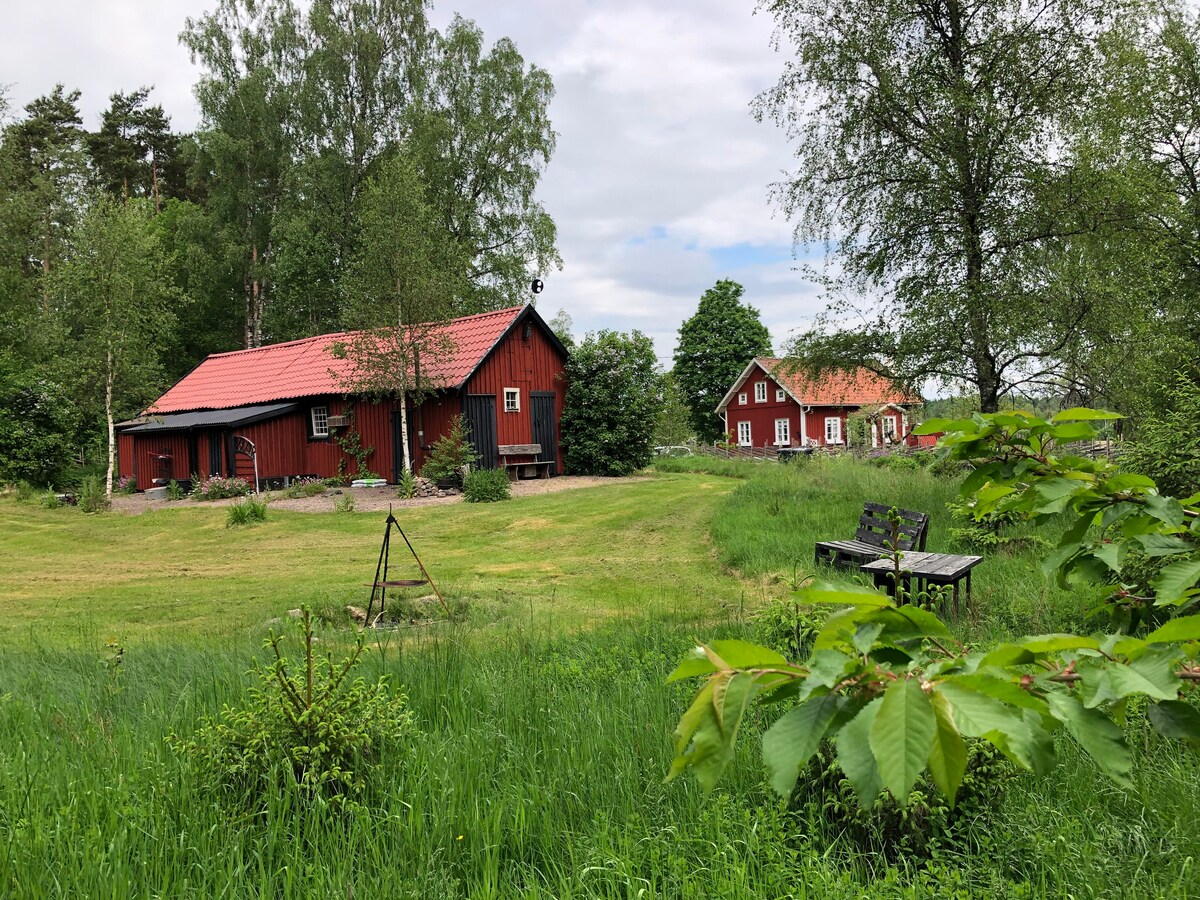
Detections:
108,475,624,516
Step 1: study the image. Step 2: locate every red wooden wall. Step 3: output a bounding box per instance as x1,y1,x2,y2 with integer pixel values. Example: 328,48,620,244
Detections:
724,368,915,448
462,321,566,470
117,315,567,488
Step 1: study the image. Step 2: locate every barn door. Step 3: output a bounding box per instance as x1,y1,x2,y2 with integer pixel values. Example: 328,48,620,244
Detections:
531,392,558,476
463,394,498,469
208,430,224,476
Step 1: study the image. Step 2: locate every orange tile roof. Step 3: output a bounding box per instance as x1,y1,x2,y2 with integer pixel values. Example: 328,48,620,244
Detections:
148,306,526,413
759,359,920,406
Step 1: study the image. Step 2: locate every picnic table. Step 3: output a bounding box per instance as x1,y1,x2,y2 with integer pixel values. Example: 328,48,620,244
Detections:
860,551,983,615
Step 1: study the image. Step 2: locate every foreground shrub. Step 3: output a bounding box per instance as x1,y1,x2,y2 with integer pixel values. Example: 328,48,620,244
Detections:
397,469,417,499
193,475,251,501
78,475,109,513
463,467,511,502
169,608,415,811
226,496,268,527
419,415,477,486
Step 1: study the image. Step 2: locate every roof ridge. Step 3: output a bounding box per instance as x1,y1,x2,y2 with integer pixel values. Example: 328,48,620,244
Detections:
207,331,351,359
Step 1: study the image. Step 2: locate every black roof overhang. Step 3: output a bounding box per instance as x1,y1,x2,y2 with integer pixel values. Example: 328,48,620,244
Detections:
117,402,300,434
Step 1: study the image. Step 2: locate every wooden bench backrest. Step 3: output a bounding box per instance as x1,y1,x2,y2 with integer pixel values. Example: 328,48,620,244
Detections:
498,444,541,456
855,502,930,552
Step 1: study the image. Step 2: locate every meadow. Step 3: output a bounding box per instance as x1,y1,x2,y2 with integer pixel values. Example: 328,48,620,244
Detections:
0,458,1198,898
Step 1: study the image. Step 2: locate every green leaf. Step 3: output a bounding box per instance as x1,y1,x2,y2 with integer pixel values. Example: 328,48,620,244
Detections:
1091,542,1124,573
1103,474,1157,493
706,640,789,670
1049,422,1097,443
870,678,936,804
762,693,841,797
1046,692,1132,789
1153,559,1200,606
666,672,758,791
1051,408,1123,422
1081,653,1181,707
667,680,717,783
835,698,883,804
1031,478,1088,515
914,418,975,436
852,622,885,656
1144,616,1200,644
797,581,893,607
927,692,967,807
889,605,955,641
800,649,854,697
1019,634,1101,654
1145,494,1185,527
667,650,718,683
1147,700,1200,748
936,682,1043,772
1135,534,1195,559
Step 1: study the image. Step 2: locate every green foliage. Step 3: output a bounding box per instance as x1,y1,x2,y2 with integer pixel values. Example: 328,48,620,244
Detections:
38,488,62,509
653,371,696,447
561,329,662,476
754,595,827,661
396,468,417,499
419,415,477,486
946,496,1044,553
165,479,186,501
791,740,1013,860
331,408,376,480
168,608,414,811
919,409,1200,624
280,477,328,499
667,587,1200,808
462,467,512,502
226,496,268,527
192,476,251,501
333,493,356,514
673,280,772,442
77,475,109,513
0,353,77,487
1121,371,1200,497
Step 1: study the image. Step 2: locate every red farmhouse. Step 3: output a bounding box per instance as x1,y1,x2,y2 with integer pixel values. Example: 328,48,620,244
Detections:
117,305,568,489
715,359,922,449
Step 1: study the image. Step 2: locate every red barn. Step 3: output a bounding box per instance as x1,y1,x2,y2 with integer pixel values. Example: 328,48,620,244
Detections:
117,305,568,489
715,359,922,450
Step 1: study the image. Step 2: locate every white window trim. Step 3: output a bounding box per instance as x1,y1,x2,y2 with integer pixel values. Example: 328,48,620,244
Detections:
775,388,785,402
882,415,898,442
754,381,767,403
736,421,752,447
825,416,842,444
737,392,747,405
311,405,330,438
503,387,520,413
774,418,790,446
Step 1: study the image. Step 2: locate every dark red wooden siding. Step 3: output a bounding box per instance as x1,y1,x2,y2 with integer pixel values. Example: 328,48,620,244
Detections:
462,320,566,469
724,369,915,448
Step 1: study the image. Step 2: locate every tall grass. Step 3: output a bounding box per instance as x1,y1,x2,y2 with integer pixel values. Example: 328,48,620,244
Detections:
0,618,1197,897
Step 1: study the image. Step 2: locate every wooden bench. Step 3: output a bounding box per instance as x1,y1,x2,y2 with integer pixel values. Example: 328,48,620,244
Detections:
813,502,930,569
498,444,553,480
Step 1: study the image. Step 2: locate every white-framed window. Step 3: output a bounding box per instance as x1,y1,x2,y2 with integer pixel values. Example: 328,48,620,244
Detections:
754,381,767,402
775,388,785,402
736,421,752,446
882,415,898,442
504,388,520,413
775,418,791,446
825,416,842,444
738,392,747,405
310,405,329,438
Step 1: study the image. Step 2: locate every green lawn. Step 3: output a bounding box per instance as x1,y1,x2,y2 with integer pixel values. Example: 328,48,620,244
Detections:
0,474,743,643
1,464,1198,898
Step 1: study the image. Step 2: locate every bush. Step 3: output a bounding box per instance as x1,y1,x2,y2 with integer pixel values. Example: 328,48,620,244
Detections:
115,474,136,494
334,493,356,513
78,475,109,513
39,488,62,509
165,479,187,501
226,496,268,527
419,416,477,486
1121,371,1200,497
168,608,415,811
560,330,662,476
790,741,1013,862
0,354,77,487
754,596,827,661
281,477,329,499
397,469,417,499
193,476,251,501
463,467,512,502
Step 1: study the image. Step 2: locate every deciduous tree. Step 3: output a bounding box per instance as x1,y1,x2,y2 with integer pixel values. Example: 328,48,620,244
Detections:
673,279,772,442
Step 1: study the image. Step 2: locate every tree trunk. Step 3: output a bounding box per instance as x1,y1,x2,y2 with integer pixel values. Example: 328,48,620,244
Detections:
105,352,116,500
42,207,52,315
399,400,412,475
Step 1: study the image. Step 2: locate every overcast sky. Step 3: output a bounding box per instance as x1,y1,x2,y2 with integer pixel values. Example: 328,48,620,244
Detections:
3,0,827,363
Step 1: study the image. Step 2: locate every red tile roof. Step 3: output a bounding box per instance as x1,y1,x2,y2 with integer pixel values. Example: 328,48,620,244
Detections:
148,306,526,413
760,359,920,406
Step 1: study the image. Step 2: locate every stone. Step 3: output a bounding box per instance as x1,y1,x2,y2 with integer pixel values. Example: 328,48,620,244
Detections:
286,608,303,617
346,605,368,625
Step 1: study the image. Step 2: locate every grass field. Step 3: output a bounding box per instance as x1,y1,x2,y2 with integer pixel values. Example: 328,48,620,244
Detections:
1,459,1198,898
